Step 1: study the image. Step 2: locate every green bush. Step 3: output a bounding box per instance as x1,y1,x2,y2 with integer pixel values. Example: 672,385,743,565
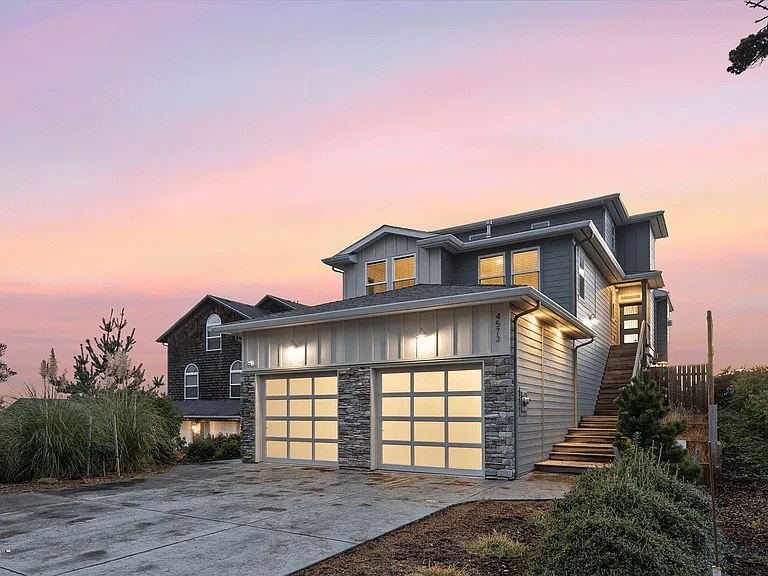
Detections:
186,434,241,463
719,366,768,484
614,371,701,482
0,389,181,482
529,445,713,576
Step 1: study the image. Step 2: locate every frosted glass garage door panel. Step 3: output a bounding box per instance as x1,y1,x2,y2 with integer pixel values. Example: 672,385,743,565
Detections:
382,444,411,466
314,442,337,462
448,396,481,418
381,372,410,393
266,420,287,438
449,421,482,444
314,376,337,395
314,398,337,417
266,400,287,417
381,420,411,442
314,421,337,440
290,399,312,416
265,379,287,396
414,446,445,468
414,421,444,443
290,420,312,439
290,377,312,396
382,396,411,416
413,396,444,418
413,371,444,392
266,441,287,459
449,447,482,470
289,441,313,460
447,369,482,392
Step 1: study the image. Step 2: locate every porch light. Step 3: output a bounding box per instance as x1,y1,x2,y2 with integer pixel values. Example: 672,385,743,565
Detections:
286,340,304,361
416,328,430,343
247,360,255,368
191,422,201,435
588,314,599,326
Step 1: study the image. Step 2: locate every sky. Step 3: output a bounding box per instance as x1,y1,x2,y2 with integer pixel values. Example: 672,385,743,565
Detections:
1,1,766,399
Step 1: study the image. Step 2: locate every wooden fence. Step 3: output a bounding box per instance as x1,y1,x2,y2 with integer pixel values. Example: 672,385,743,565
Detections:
648,364,708,412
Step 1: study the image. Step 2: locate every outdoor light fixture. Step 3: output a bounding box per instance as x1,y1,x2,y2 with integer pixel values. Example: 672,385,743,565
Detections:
416,328,429,343
288,340,298,350
588,314,599,326
286,340,303,361
247,360,255,368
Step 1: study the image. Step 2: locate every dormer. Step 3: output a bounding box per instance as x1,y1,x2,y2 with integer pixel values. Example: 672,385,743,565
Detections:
322,225,443,299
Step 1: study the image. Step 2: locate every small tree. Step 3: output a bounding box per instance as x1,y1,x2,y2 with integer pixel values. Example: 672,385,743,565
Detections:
614,371,701,482
59,309,159,396
0,343,16,384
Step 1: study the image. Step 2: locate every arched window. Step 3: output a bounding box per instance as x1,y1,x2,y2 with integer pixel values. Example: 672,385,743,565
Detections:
206,314,221,351
230,360,242,399
184,364,199,399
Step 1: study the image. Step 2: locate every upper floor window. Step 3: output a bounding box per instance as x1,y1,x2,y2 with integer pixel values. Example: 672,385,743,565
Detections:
184,364,199,399
393,255,415,289
578,253,586,299
366,255,416,295
479,254,505,285
206,314,222,351
512,248,539,289
230,360,242,399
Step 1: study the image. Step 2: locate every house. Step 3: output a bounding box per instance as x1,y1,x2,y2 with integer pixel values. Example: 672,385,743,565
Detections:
217,194,671,478
157,294,301,443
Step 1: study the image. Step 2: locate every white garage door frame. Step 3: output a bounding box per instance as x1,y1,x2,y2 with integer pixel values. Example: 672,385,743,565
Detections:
260,372,339,466
372,362,485,477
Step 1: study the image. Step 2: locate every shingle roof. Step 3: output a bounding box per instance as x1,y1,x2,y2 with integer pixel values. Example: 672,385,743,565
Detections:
173,399,241,418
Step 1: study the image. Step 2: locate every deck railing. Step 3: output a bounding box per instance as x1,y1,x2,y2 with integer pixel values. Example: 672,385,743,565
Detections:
648,364,709,412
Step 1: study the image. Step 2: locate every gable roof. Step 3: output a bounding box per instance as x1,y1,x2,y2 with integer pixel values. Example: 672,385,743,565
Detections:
156,294,300,343
321,225,434,266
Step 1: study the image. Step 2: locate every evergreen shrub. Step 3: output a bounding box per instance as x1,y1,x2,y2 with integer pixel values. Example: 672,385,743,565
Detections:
186,434,241,463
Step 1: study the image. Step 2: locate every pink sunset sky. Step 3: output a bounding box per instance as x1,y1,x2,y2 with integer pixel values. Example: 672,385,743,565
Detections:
1,1,766,399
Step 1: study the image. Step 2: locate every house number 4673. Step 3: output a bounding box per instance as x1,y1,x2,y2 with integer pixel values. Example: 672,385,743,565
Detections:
495,313,501,342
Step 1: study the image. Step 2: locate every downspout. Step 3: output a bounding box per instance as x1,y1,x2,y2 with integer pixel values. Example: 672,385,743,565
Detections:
572,229,596,426
512,298,540,480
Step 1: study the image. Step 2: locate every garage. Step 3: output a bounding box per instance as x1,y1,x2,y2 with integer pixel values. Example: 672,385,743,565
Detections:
263,374,338,464
377,365,484,476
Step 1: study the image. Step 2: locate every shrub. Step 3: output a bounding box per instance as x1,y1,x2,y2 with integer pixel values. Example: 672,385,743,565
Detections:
529,445,713,576
614,371,701,482
465,530,529,559
186,434,241,463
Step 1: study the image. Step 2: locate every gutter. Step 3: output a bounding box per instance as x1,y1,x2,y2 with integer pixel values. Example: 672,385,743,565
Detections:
511,299,540,480
572,230,597,426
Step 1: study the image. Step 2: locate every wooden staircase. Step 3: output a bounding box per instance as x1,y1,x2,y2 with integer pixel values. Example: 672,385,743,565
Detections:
535,344,636,474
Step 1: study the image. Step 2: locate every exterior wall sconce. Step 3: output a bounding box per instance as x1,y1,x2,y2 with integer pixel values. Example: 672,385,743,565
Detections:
286,340,304,361
416,328,429,344
519,389,530,414
246,360,255,368
588,314,599,326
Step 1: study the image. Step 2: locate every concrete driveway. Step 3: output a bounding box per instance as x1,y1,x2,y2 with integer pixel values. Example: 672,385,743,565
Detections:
0,461,572,576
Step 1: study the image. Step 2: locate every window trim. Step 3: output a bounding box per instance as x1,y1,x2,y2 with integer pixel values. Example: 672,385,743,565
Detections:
184,363,199,400
365,259,388,295
206,314,222,352
478,253,505,285
511,247,540,289
392,254,416,290
230,360,242,399
366,253,417,295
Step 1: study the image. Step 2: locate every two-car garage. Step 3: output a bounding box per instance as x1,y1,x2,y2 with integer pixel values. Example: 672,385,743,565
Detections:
260,365,484,476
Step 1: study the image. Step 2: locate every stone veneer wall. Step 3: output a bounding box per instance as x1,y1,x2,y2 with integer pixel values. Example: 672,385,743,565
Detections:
483,355,515,479
337,366,371,470
240,371,257,463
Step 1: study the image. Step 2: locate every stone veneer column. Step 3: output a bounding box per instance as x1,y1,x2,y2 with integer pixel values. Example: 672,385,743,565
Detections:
483,356,515,479
337,366,371,470
240,371,257,463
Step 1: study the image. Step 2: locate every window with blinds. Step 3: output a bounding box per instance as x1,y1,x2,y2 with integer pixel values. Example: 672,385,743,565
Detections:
512,248,539,289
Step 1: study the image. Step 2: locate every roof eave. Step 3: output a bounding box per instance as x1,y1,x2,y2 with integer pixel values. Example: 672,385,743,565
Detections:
156,294,250,343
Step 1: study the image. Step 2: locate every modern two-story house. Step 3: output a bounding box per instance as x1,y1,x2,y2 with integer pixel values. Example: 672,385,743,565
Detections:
216,194,671,478
157,294,300,443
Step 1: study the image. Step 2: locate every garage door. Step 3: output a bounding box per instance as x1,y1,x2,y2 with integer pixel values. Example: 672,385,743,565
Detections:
378,366,483,475
263,374,338,464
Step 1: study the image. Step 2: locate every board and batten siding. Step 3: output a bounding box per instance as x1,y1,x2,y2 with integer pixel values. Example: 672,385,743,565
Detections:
242,303,511,371
575,246,612,418
342,234,441,298
513,309,575,475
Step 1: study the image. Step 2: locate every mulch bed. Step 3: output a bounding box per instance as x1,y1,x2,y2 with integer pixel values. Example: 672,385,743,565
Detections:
293,499,553,576
718,484,768,576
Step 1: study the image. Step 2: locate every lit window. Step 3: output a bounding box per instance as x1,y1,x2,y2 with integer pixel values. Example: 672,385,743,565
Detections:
393,255,415,290
578,254,585,299
479,254,505,285
512,249,539,289
184,364,199,399
230,360,242,399
206,314,221,351
366,261,387,295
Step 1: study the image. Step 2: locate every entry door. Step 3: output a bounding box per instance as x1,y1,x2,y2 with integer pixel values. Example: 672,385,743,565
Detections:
620,304,642,344
377,366,483,475
263,374,338,464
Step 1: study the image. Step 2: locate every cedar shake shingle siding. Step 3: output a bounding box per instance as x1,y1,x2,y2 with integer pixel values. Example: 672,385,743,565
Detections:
166,300,243,401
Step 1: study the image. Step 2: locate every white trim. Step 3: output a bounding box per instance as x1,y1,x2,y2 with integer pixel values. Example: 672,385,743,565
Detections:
230,360,242,399
365,259,387,295
478,253,505,285
184,363,199,400
206,314,222,351
392,254,416,290
511,246,540,289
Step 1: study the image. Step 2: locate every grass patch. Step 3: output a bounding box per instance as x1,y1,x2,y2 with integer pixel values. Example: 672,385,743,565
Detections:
465,530,530,560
